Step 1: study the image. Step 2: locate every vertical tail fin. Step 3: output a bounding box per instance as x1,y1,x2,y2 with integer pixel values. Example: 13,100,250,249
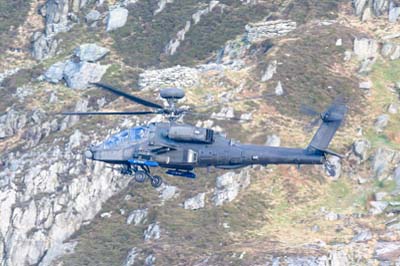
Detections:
307,102,347,154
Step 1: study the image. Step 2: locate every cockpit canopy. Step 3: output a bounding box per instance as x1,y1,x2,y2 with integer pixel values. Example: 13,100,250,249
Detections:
103,126,148,149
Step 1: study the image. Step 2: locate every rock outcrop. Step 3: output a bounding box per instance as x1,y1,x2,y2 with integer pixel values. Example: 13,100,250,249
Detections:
144,223,161,241
165,1,219,55
0,109,28,139
154,0,174,15
32,0,89,60
261,60,277,82
31,32,58,61
123,248,138,266
44,61,66,83
138,66,199,90
371,148,400,179
63,60,108,89
245,20,297,43
183,193,206,210
0,68,20,85
44,43,109,89
213,169,250,206
352,139,371,162
127,209,148,225
353,38,379,60
353,0,400,22
0,142,131,265
211,107,235,120
381,42,400,60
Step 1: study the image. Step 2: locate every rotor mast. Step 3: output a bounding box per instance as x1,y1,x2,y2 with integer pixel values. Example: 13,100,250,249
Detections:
159,87,186,121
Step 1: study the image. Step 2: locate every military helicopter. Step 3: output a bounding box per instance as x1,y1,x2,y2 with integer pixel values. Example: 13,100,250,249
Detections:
63,83,347,188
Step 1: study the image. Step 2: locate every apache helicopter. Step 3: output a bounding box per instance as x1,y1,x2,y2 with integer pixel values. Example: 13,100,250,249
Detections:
63,83,347,188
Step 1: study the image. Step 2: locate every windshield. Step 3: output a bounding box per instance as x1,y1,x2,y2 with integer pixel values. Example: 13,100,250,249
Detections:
103,126,148,149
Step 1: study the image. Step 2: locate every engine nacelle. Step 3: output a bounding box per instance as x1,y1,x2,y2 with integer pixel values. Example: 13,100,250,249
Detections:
168,125,214,144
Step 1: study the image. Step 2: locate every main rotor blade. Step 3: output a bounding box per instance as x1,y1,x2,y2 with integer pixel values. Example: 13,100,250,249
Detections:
61,111,157,116
186,112,252,122
91,83,164,109
300,104,320,116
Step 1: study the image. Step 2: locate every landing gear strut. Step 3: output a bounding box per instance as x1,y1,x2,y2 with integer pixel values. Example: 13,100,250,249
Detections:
121,164,163,188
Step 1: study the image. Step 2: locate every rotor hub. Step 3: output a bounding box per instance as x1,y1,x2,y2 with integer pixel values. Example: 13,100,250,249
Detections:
160,88,185,100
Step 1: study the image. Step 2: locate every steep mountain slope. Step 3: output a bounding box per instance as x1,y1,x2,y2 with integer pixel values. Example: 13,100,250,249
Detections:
1,0,400,265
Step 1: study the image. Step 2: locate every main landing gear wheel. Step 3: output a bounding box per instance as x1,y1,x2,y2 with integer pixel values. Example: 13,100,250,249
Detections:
134,170,147,183
150,175,163,188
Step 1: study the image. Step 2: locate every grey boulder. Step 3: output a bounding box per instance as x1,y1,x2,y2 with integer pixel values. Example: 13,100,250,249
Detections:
352,139,370,162
393,166,400,190
274,81,284,96
353,38,378,60
126,209,148,225
352,229,372,242
375,241,400,261
74,43,109,62
85,10,101,23
266,134,281,147
359,80,372,90
374,114,389,132
325,156,341,180
261,60,277,82
381,43,400,60
106,7,128,31
44,61,66,83
370,201,388,215
31,32,58,61
123,248,138,266
389,4,400,22
184,193,206,210
144,223,160,241
63,60,109,89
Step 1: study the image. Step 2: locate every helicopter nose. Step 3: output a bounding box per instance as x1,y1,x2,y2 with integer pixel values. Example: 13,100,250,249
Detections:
85,150,93,159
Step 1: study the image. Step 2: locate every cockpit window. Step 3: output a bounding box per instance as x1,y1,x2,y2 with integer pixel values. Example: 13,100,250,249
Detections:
104,130,128,149
130,127,146,141
103,127,147,149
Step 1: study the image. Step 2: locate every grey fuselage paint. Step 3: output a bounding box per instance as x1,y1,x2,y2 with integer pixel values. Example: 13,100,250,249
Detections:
88,122,324,171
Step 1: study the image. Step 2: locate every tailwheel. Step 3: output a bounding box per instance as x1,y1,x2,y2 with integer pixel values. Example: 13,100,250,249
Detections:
324,160,336,177
134,170,147,183
150,175,163,188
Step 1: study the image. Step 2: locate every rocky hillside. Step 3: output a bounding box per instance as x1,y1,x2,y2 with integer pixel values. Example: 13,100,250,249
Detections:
1,0,400,265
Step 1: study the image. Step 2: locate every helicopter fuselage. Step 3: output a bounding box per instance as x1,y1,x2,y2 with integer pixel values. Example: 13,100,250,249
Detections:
86,122,325,172
63,83,346,187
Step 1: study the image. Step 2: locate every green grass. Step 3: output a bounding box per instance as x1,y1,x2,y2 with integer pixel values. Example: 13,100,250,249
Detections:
365,130,399,149
112,0,202,68
111,0,284,68
0,0,31,53
284,0,341,23
168,3,276,66
259,23,361,119
366,59,400,149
